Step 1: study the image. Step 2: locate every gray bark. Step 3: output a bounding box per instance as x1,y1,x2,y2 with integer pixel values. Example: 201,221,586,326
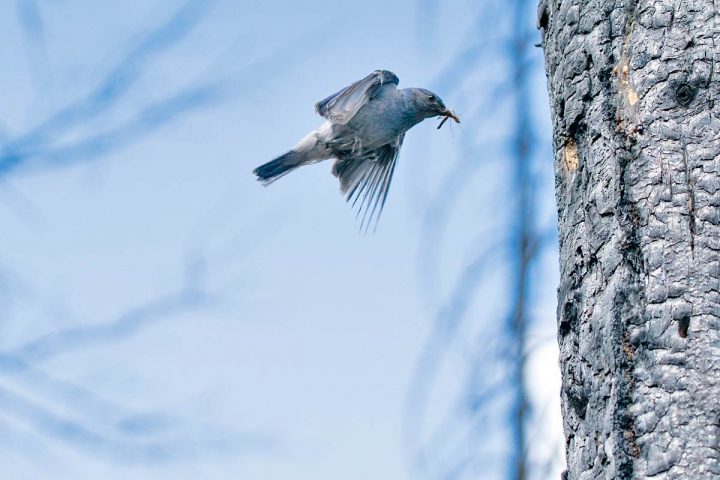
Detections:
539,1,720,478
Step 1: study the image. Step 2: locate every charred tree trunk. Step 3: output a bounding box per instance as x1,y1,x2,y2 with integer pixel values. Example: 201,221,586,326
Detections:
539,1,720,478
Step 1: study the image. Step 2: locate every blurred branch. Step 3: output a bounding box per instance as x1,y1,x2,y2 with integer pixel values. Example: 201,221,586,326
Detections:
405,241,508,470
415,141,504,306
409,0,556,479
31,83,226,169
506,1,538,475
0,239,266,462
0,383,270,462
8,286,210,363
15,0,45,41
0,0,287,464
0,0,214,177
15,0,50,91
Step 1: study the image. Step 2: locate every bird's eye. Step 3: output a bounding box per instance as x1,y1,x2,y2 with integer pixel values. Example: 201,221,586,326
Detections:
427,95,436,102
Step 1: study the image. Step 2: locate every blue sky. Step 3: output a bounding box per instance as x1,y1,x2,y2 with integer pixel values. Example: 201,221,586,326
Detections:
0,1,562,479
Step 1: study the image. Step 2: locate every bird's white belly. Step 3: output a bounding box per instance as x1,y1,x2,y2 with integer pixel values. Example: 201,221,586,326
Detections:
293,121,334,161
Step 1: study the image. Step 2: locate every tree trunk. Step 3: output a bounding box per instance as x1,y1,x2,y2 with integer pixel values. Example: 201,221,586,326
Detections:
539,1,720,478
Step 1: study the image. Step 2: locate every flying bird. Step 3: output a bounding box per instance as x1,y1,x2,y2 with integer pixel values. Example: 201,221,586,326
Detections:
253,70,460,230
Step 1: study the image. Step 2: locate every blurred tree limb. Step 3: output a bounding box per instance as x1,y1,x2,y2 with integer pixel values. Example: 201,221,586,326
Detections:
407,0,561,479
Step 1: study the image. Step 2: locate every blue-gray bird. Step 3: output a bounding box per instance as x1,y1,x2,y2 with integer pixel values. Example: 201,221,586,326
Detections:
253,70,460,229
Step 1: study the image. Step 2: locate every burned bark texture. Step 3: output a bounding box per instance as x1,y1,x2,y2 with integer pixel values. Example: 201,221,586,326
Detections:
539,0,720,478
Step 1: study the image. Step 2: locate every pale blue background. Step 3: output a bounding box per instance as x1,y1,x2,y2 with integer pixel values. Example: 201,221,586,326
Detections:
0,1,562,479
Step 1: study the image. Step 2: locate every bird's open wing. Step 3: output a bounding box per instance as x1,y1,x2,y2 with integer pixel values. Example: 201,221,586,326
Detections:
332,134,404,231
315,70,399,125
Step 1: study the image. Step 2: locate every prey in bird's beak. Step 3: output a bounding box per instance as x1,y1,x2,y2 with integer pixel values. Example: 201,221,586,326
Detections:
437,109,461,129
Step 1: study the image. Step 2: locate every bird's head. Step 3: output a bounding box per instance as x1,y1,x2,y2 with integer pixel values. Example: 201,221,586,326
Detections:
410,88,460,126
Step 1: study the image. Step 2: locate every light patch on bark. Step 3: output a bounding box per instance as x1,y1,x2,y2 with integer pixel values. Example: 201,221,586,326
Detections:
563,138,579,173
615,20,641,136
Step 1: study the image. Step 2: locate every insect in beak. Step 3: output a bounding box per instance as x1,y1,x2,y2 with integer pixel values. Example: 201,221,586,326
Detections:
437,109,461,129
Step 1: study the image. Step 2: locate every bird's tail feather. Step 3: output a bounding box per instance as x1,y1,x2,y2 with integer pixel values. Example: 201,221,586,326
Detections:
253,151,305,185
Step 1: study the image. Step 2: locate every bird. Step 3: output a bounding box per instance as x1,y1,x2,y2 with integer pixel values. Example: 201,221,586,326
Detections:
253,70,460,230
